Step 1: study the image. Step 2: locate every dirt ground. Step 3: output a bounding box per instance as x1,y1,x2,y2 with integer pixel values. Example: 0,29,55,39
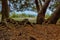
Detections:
0,20,60,40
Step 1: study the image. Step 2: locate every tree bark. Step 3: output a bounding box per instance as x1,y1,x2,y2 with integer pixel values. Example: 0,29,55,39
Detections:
39,0,42,7
36,0,50,24
45,5,60,24
35,0,40,13
1,0,9,21
42,0,45,2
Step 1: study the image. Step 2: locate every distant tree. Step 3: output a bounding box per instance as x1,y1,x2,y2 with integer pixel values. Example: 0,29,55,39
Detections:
9,0,36,11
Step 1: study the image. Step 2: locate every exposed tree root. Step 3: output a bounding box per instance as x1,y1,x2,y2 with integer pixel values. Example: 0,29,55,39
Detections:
1,18,35,28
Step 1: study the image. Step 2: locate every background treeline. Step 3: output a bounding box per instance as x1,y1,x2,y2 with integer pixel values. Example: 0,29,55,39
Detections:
10,12,36,18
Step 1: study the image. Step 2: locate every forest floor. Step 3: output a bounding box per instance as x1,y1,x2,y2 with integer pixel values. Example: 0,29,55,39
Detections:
0,19,60,40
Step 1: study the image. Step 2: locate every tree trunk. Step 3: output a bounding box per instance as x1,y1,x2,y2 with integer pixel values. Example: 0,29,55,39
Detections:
36,0,50,24
1,0,9,21
45,5,60,24
39,0,42,7
35,0,40,13
42,0,45,2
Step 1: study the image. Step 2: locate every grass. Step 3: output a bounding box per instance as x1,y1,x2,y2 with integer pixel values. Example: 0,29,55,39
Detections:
10,13,36,18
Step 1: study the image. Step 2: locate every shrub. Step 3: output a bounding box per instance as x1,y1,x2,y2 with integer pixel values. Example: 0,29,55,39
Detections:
10,12,20,18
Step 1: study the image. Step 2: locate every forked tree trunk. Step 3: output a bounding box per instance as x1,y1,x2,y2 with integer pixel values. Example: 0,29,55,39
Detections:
45,5,60,24
36,0,50,24
1,0,9,21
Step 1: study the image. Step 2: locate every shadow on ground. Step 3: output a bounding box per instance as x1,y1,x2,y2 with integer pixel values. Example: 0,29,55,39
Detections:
0,19,60,40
